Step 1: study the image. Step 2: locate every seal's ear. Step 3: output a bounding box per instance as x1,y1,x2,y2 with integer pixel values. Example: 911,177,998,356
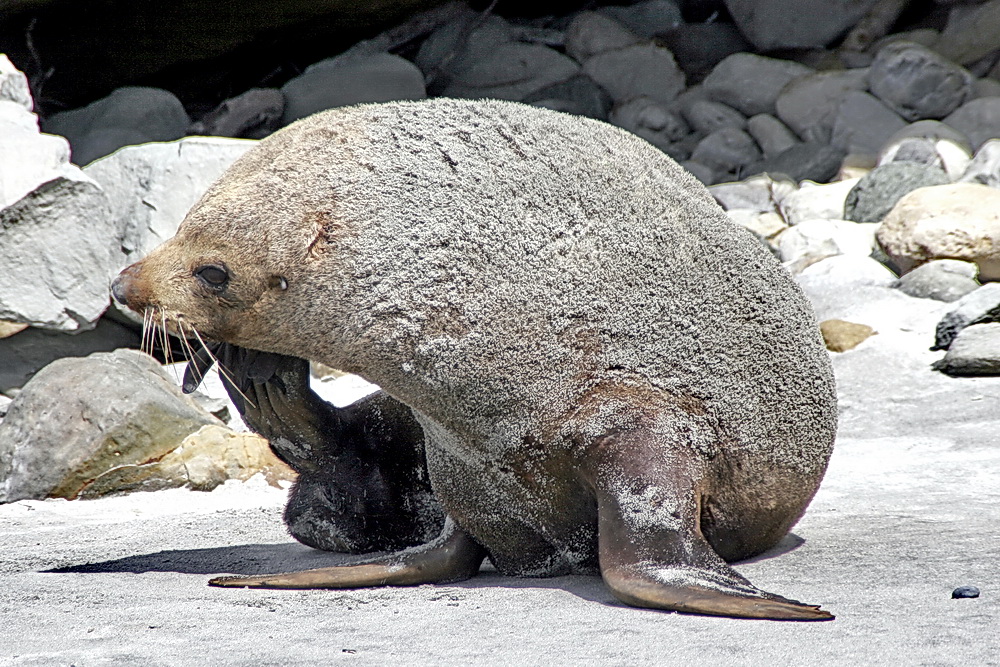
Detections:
304,211,345,259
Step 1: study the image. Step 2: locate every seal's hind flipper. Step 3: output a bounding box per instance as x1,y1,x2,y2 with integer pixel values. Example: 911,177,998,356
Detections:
586,426,834,621
208,517,485,589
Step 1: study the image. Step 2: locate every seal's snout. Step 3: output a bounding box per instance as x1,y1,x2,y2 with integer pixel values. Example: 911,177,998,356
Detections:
111,263,144,310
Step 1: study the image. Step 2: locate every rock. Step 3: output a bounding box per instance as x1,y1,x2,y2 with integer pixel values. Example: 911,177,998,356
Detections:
893,259,980,302
935,0,1000,66
797,254,898,287
598,0,683,38
0,350,222,502
709,173,795,213
776,219,877,264
831,91,908,156
658,22,751,81
745,141,846,183
608,96,689,152
701,53,813,117
683,100,746,134
725,209,788,241
819,318,878,352
960,139,1000,186
582,43,685,105
952,586,982,599
680,159,717,185
189,88,284,139
884,119,974,152
780,178,862,225
878,136,971,180
973,76,1000,99
723,0,881,51
775,69,870,144
523,75,613,120
746,114,798,158
0,321,28,339
943,97,1000,150
42,87,190,165
844,162,951,223
932,282,1000,350
0,395,10,420
563,11,641,63
877,183,1000,279
440,41,580,102
281,53,426,125
415,12,511,76
932,322,1000,375
0,54,31,110
867,42,974,121
689,127,761,176
0,317,140,393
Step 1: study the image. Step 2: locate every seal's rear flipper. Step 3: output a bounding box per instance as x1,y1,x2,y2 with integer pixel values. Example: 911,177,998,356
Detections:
208,517,485,589
587,426,834,621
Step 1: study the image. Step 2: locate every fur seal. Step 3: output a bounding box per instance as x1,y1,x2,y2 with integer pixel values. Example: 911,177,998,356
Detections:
111,98,838,620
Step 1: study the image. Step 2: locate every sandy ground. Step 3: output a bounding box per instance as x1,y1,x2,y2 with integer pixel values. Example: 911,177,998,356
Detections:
2,285,999,666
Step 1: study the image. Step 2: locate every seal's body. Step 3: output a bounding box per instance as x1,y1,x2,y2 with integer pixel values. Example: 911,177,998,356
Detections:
113,98,837,620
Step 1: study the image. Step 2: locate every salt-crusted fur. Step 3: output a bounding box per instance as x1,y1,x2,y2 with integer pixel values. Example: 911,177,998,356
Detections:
125,98,836,599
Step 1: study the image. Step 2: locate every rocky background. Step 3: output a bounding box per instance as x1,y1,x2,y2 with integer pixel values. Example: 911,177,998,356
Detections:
3,0,1000,503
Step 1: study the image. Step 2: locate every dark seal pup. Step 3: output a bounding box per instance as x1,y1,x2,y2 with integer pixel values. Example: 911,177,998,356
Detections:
112,98,837,620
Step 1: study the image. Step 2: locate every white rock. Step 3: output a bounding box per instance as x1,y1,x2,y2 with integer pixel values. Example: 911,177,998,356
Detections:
797,254,897,287
778,178,861,225
725,209,788,240
777,218,877,263
0,55,32,111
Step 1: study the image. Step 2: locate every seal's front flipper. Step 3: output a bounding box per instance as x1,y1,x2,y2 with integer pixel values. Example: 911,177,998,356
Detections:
587,427,834,621
208,517,485,589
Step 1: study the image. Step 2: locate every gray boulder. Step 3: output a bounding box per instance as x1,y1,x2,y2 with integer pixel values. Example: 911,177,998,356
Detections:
702,53,813,117
440,41,579,102
582,42,685,104
775,69,869,144
746,114,798,158
690,127,761,175
598,0,683,38
867,42,974,121
831,91,907,155
281,53,426,124
744,141,845,183
933,323,1000,375
723,0,880,50
944,97,1000,150
892,259,980,303
658,22,751,80
932,282,1000,350
935,0,1000,66
608,96,689,152
523,75,613,120
189,88,284,139
683,100,746,134
844,162,950,223
563,11,641,63
43,87,190,165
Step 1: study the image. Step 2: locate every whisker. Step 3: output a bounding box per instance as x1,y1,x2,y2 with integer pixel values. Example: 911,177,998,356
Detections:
189,326,257,409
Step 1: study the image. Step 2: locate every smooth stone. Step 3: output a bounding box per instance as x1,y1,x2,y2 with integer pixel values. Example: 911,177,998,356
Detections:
819,319,878,352
725,209,788,241
608,97,689,152
935,0,1000,65
563,11,641,63
932,282,1000,350
709,173,795,213
658,22,751,80
189,88,284,139
867,41,974,121
723,0,881,50
683,99,746,134
413,11,512,76
43,87,190,165
831,91,908,156
582,42,686,105
775,69,870,144
973,77,1000,99
884,120,972,153
944,97,1000,150
744,141,846,183
680,159,717,185
781,178,862,225
777,218,877,264
524,75,613,120
598,0,683,38
893,259,980,302
746,114,798,158
797,254,898,287
959,139,1000,187
932,322,1000,375
281,53,426,124
0,54,31,110
689,127,762,175
877,183,1000,279
844,162,950,223
441,41,580,101
701,53,813,117
879,134,972,180
952,586,981,599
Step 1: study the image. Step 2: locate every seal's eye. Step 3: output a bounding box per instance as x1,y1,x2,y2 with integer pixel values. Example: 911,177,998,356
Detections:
195,264,229,290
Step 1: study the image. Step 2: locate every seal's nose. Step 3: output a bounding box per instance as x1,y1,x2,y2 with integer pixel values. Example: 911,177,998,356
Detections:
111,264,140,307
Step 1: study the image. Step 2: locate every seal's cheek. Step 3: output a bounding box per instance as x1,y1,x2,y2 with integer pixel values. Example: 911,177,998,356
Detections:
111,261,153,313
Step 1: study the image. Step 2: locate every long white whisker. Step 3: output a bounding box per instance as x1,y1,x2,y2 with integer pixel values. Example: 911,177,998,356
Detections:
189,326,256,409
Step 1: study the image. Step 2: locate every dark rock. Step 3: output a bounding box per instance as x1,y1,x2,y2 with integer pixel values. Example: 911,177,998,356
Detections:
723,0,881,51
563,11,641,63
868,42,974,121
599,0,683,38
932,283,1000,350
583,43,686,104
952,586,981,599
746,114,799,157
936,0,1000,66
932,322,1000,375
831,91,908,156
683,100,746,134
702,53,813,117
775,69,869,144
844,162,950,223
523,75,613,120
944,96,1000,150
281,53,426,124
415,12,513,79
189,88,284,139
659,22,751,81
441,41,580,102
680,159,717,184
744,141,846,183
892,259,980,302
690,127,762,175
608,97,690,151
42,87,190,165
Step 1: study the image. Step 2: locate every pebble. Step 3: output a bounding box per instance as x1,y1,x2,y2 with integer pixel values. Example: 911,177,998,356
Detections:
819,319,877,353
702,53,813,117
951,586,981,599
932,283,1000,351
746,114,798,158
598,0,683,39
844,162,950,223
658,22,750,80
582,42,686,105
608,97,689,152
745,142,845,184
960,139,1000,187
525,75,612,120
683,100,747,134
892,259,980,303
867,41,974,121
781,178,862,225
690,127,762,177
563,11,641,63
932,323,1000,376
775,69,869,144
189,88,284,139
944,97,1000,150
831,91,907,156
724,0,881,51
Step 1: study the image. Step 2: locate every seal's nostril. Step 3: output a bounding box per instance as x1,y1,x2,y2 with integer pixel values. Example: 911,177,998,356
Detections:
111,264,140,306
